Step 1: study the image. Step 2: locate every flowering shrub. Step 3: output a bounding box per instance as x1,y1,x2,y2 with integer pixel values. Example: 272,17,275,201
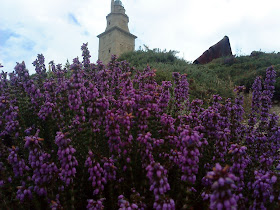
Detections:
0,43,279,209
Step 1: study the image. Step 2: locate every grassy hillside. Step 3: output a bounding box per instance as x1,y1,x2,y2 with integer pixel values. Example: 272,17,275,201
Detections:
118,48,280,103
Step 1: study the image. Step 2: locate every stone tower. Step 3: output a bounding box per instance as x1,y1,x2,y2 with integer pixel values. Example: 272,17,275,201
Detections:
97,0,137,64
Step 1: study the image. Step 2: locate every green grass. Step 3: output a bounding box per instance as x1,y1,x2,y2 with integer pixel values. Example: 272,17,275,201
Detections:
119,49,280,102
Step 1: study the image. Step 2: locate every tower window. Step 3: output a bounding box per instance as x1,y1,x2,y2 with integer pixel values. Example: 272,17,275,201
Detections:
109,49,111,53
108,21,111,25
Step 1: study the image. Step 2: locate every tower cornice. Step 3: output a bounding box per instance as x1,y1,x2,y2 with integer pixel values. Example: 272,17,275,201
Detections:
106,12,129,19
97,26,137,39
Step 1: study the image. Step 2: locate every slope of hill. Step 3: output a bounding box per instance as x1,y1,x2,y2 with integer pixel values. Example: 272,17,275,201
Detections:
118,49,280,103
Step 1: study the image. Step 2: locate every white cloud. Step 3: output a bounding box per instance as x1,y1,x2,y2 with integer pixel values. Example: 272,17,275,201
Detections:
1,0,280,73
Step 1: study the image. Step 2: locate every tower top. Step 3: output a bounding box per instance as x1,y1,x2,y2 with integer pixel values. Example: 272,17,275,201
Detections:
97,0,136,63
111,0,125,14
114,0,123,6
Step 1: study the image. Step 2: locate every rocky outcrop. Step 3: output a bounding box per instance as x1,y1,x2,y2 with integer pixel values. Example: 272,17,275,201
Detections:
193,36,232,64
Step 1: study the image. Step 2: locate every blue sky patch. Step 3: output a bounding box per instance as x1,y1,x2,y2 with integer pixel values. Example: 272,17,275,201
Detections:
83,30,89,36
0,29,19,46
68,13,80,26
21,39,35,51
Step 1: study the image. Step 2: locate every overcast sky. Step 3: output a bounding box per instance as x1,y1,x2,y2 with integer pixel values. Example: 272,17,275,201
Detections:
1,0,280,73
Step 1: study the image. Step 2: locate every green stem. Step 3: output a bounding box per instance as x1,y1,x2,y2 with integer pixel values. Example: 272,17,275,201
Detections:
71,186,75,210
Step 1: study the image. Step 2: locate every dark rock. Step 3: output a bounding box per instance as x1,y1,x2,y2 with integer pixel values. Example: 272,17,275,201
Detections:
250,51,264,57
194,36,232,64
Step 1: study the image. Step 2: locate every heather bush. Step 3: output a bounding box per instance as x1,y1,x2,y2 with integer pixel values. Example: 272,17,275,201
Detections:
0,43,279,209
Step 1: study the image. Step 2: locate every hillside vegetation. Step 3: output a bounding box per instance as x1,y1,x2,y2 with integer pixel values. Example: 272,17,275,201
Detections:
119,48,280,102
1,44,280,209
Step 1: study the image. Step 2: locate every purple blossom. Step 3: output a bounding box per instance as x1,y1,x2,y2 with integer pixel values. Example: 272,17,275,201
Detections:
87,198,105,210
25,133,58,196
55,132,78,186
206,163,238,210
8,146,30,177
85,151,107,195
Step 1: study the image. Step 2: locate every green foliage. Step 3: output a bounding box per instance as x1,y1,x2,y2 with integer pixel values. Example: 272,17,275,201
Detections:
119,49,280,102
